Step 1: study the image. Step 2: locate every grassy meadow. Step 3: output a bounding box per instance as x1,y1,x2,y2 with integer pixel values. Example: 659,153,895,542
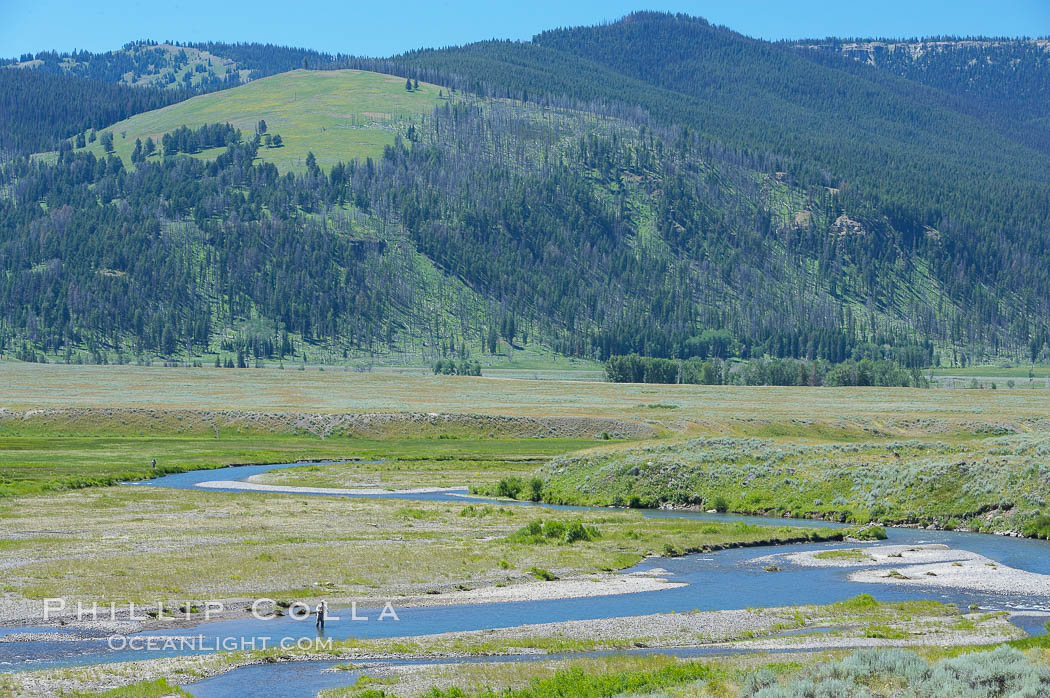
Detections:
5,362,1050,521
0,486,838,604
72,69,445,172
931,364,1050,379
4,362,1050,425
0,426,601,497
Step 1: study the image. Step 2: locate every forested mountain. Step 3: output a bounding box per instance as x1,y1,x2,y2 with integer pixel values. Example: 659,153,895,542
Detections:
2,13,1049,366
789,38,1050,131
0,79,949,365
371,13,1050,359
788,38,1050,155
0,69,188,157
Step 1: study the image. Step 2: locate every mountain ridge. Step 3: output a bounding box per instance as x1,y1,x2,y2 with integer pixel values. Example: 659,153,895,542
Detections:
2,12,1049,367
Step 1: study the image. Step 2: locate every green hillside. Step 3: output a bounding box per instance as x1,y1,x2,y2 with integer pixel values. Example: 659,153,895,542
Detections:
76,69,444,172
536,433,1050,536
4,14,1050,367
379,13,1050,361
3,74,960,368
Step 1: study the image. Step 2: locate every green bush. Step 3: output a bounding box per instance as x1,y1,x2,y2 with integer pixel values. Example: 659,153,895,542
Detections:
742,646,1050,697
832,593,880,611
527,566,558,581
432,359,482,376
496,477,525,499
509,519,599,545
852,525,888,540
543,521,566,539
1023,515,1050,539
564,520,599,543
713,495,729,513
528,477,544,502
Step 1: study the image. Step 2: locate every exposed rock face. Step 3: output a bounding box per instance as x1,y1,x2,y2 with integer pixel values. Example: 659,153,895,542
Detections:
830,214,866,236
792,210,812,228
796,38,1050,65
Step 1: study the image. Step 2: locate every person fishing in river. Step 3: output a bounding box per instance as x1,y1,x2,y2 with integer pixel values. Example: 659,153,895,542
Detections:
315,599,327,630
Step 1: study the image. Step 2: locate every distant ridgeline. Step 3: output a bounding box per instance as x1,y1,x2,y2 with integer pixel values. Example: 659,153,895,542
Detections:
786,37,1050,152
0,69,188,156
3,14,1050,365
2,40,327,90
0,40,327,156
604,354,926,388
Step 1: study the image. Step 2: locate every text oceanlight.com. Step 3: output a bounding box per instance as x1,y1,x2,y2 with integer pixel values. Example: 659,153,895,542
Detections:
107,635,335,651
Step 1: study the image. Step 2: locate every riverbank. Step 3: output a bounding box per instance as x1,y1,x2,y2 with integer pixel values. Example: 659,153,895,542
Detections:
0,569,684,634
538,434,1050,538
196,480,466,496
0,484,842,630
2,597,1026,696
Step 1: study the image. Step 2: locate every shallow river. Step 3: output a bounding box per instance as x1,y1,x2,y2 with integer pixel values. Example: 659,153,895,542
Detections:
2,461,1049,695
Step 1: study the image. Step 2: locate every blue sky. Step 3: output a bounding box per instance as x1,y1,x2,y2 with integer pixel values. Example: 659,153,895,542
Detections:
3,0,1049,58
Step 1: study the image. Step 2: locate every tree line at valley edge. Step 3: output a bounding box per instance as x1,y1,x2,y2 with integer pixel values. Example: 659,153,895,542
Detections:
2,12,1050,369
603,354,927,387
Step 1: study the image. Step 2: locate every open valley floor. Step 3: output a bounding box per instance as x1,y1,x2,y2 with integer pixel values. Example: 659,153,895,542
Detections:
1,366,1049,696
